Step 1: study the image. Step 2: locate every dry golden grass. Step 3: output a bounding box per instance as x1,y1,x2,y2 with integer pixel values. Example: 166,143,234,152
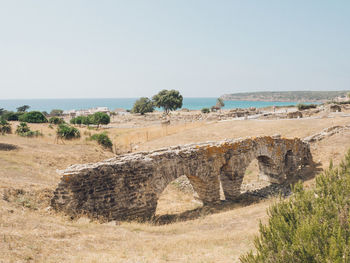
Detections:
2,114,350,262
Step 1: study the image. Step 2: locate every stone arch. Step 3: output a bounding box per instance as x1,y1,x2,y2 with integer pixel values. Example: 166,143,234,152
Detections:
255,155,281,183
155,175,201,215
51,136,313,221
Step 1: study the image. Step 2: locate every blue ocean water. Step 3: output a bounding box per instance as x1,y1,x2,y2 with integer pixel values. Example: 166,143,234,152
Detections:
0,98,302,112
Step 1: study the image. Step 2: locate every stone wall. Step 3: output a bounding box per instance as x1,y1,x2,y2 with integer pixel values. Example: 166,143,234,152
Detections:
51,136,312,221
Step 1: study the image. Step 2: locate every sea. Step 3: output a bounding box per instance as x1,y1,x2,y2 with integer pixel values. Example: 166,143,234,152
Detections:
0,98,303,112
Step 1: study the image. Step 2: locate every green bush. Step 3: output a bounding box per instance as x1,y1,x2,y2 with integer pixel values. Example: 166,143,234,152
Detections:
201,107,210,114
132,97,154,115
70,113,110,128
3,111,23,121
297,103,318,111
56,124,80,140
89,132,113,150
241,150,350,263
49,116,65,125
0,119,11,135
15,122,42,137
19,111,48,123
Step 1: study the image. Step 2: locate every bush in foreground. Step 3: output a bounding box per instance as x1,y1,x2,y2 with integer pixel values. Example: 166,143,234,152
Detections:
56,124,80,140
241,150,350,263
15,122,42,137
19,111,48,123
89,132,113,150
0,119,11,135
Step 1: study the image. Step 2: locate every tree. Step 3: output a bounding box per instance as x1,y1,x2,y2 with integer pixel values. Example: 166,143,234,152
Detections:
92,112,110,128
152,89,183,114
0,108,5,116
16,105,30,112
132,97,154,115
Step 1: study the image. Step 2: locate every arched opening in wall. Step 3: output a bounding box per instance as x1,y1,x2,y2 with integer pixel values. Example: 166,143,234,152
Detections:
155,175,203,216
241,157,271,194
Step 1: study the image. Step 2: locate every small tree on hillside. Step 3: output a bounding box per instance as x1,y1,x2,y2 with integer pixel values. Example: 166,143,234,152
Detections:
152,89,183,114
92,112,110,128
132,97,154,115
16,105,30,112
0,108,5,116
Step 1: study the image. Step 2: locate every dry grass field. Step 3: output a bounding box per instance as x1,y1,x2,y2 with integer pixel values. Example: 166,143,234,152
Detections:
2,114,350,262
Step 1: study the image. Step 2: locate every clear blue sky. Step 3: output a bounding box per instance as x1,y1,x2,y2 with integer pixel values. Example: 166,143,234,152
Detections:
1,0,349,99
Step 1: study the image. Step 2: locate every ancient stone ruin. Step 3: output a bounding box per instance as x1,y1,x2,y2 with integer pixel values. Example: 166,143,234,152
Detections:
51,136,312,221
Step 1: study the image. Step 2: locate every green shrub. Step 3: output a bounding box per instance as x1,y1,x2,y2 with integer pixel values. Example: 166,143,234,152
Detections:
19,111,48,123
49,116,65,125
15,122,42,137
241,150,350,263
0,119,11,135
3,111,23,121
297,103,318,111
132,97,154,115
56,124,80,140
70,113,110,128
89,132,113,150
201,107,210,114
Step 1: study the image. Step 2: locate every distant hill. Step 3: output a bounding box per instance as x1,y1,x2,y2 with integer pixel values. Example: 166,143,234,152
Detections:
221,91,349,102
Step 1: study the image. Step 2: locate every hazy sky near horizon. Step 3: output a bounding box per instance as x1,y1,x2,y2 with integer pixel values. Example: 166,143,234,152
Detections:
1,1,349,99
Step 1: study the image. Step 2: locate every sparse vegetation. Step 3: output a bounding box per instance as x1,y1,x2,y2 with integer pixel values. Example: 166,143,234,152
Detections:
89,132,113,150
15,122,42,137
56,124,80,140
49,116,65,125
19,111,48,123
132,97,154,115
297,103,318,111
0,119,11,135
241,150,350,263
201,107,210,114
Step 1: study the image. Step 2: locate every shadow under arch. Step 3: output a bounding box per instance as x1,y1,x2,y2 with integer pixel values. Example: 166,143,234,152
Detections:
152,159,321,225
